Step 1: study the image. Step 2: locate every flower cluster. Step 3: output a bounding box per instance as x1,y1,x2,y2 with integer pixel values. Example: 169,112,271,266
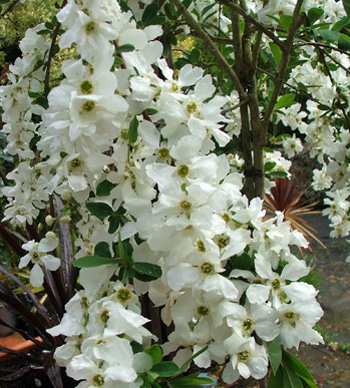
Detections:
48,267,154,388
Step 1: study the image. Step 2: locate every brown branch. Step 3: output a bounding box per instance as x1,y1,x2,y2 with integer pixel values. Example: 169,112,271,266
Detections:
0,0,20,18
295,40,350,56
217,0,285,51
261,0,306,137
171,0,247,98
44,0,68,93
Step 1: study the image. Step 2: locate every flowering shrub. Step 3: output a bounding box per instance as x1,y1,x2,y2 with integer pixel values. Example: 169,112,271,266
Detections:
0,0,349,387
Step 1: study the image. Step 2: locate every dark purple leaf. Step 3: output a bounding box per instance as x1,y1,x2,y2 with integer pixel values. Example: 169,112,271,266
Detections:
43,352,64,388
0,224,26,257
54,194,79,304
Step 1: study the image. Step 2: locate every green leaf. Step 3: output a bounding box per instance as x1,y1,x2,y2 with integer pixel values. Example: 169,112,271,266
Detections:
283,364,304,388
268,171,289,178
280,15,293,31
299,376,318,388
94,242,111,258
131,341,144,354
117,233,126,259
86,202,113,220
282,350,316,385
115,44,135,54
96,180,114,197
275,93,295,110
146,16,166,26
178,346,208,375
108,215,120,234
73,255,117,268
129,116,139,143
229,252,254,271
343,0,350,18
338,33,350,50
317,103,331,111
144,345,163,365
268,366,284,388
134,262,162,279
141,376,152,388
332,16,350,31
269,43,281,66
113,56,124,68
151,361,180,377
307,8,324,25
145,108,158,115
134,272,159,282
164,2,177,19
171,374,216,387
264,161,277,172
319,29,340,42
142,3,159,25
266,337,282,375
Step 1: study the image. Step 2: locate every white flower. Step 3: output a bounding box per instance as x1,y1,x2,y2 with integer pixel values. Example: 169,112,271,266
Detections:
19,233,60,287
278,300,324,350
223,334,268,383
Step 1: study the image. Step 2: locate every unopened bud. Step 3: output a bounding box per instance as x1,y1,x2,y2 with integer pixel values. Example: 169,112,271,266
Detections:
60,215,71,224
61,190,71,201
45,215,55,226
45,231,56,240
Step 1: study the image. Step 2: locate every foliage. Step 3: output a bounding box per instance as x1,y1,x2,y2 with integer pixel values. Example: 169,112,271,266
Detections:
264,177,326,252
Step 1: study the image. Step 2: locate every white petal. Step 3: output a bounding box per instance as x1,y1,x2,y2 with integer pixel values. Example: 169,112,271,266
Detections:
41,255,61,271
246,284,270,304
30,263,44,287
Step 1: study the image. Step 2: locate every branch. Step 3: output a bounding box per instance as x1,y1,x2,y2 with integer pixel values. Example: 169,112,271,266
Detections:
217,0,285,51
44,0,68,92
261,0,306,136
295,40,350,56
0,0,20,18
171,0,247,98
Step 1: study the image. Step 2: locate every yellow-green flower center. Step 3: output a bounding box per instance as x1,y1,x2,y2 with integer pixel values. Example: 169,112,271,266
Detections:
80,80,94,94
158,147,170,160
92,374,104,386
214,234,230,249
177,164,189,178
82,100,96,112
271,278,280,291
85,21,97,34
242,318,254,333
196,239,206,252
201,262,214,274
186,101,197,114
197,305,210,316
100,309,110,325
180,200,192,211
117,288,131,302
238,350,250,362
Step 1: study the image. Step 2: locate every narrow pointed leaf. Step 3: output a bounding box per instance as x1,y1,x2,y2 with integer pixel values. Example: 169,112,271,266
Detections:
267,337,282,375
73,255,118,268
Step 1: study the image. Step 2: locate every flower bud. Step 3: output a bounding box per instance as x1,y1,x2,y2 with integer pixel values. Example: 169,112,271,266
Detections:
60,215,71,224
45,231,56,240
45,215,55,226
61,190,71,201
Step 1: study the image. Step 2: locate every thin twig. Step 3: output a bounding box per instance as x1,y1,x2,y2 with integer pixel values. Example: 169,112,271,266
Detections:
261,0,306,137
44,0,67,92
295,40,350,56
171,0,247,98
0,0,20,18
217,0,285,51
222,98,248,114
